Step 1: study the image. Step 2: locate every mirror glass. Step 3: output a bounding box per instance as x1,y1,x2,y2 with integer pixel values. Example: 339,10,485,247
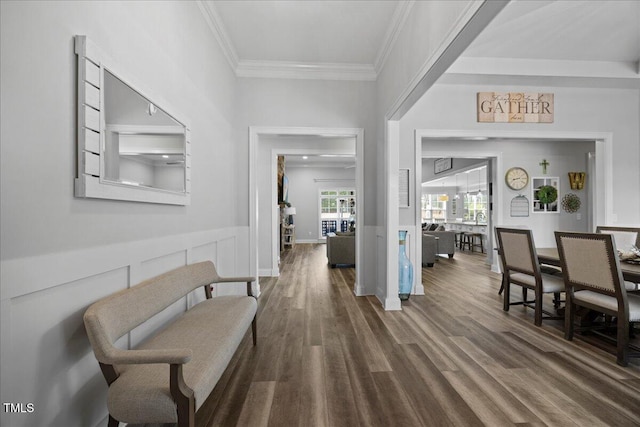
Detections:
103,69,186,193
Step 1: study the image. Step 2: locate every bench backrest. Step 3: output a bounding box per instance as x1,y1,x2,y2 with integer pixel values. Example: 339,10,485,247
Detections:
84,261,217,363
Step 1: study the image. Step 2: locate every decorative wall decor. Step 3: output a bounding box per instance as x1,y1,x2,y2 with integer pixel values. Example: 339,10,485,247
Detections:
510,195,530,217
568,172,586,190
532,177,559,213
561,193,581,213
74,36,191,205
477,92,554,123
539,159,550,174
282,174,289,204
505,166,529,190
399,168,410,207
434,157,452,174
277,155,285,203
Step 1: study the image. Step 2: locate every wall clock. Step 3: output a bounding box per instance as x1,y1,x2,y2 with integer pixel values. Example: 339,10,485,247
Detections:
505,167,529,191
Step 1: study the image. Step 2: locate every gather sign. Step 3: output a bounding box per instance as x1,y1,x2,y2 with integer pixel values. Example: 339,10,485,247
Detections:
477,92,554,123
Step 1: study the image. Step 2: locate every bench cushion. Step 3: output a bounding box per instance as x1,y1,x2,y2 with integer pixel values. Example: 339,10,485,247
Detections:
107,295,257,424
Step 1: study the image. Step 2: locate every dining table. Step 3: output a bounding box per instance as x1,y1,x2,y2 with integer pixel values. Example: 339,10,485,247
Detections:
537,247,640,284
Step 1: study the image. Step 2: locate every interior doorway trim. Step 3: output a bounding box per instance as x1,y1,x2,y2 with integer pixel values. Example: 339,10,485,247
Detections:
249,126,365,296
415,128,613,272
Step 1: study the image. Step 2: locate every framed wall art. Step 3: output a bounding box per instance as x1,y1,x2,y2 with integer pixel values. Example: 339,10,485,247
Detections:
434,158,452,174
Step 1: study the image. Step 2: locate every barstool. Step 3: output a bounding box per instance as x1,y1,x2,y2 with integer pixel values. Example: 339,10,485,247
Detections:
460,232,472,251
470,233,485,253
454,232,464,249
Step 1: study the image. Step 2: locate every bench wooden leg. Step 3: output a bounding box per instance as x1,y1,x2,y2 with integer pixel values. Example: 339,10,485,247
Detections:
171,364,195,427
252,316,257,346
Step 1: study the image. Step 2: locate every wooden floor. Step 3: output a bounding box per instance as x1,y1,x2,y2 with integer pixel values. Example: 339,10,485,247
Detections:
196,244,640,427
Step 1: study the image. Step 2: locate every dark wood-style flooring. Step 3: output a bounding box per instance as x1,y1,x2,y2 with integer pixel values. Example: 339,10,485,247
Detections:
195,244,640,427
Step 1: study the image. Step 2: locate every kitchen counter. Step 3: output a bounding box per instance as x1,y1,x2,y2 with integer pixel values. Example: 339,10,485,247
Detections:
446,222,488,234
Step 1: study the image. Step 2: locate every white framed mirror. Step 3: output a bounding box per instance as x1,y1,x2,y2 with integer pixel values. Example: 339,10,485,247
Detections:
74,35,191,205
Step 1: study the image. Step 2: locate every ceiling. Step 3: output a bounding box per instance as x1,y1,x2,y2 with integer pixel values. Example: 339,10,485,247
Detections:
423,165,487,191
200,0,639,168
201,0,407,80
201,0,640,83
462,0,640,63
285,154,355,169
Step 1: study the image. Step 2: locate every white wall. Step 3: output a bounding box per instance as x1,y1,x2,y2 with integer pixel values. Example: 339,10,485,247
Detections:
402,83,640,225
420,140,595,246
286,166,357,242
235,78,378,288
1,1,240,260
235,78,376,226
399,82,640,278
373,0,495,308
0,2,247,426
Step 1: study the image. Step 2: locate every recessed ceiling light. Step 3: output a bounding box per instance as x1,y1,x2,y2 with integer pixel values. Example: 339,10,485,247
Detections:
302,156,308,160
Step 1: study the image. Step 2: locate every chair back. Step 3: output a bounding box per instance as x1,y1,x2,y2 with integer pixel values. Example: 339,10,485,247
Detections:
595,226,640,251
554,231,626,297
495,227,539,276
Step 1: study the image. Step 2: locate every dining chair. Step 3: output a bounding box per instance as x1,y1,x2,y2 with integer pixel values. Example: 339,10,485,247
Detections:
555,231,640,366
495,227,565,326
495,224,561,295
596,226,640,289
595,226,640,250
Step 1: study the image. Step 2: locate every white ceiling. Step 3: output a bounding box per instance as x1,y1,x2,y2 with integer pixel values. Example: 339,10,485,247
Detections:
200,0,639,167
423,165,487,190
201,0,640,82
463,0,640,62
285,154,355,169
201,0,408,80
209,0,399,64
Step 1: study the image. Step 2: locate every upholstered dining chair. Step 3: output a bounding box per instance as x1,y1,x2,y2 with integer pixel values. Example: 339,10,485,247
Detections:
595,226,640,250
596,226,640,290
495,227,565,326
555,231,640,366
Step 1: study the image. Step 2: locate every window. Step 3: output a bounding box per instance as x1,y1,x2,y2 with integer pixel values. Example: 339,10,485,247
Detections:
463,193,487,222
421,193,447,222
320,189,355,236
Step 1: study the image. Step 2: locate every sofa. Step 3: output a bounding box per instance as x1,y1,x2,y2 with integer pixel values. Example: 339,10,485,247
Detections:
422,231,456,267
83,261,257,427
326,232,355,267
423,230,456,259
422,234,437,267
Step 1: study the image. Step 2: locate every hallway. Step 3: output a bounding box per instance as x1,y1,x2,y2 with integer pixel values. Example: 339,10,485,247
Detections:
196,244,640,427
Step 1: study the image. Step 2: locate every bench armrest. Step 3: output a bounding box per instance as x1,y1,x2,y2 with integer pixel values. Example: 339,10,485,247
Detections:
208,276,257,298
103,347,193,365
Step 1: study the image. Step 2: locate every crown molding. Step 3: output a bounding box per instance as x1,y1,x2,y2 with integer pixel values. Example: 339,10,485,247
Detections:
196,0,239,70
236,60,377,81
374,1,415,75
448,57,640,80
197,0,413,81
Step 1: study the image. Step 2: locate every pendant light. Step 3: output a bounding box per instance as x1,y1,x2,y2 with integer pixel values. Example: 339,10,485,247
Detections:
477,169,482,196
438,181,449,201
454,174,460,199
466,173,469,195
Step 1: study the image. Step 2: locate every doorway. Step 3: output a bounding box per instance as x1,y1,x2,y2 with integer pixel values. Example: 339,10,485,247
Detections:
249,127,365,296
414,129,607,278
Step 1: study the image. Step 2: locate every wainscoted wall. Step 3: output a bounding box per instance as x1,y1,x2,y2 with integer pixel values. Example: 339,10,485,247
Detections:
0,227,250,427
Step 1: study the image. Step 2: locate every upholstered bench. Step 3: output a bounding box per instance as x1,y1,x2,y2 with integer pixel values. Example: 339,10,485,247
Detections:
83,261,257,427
